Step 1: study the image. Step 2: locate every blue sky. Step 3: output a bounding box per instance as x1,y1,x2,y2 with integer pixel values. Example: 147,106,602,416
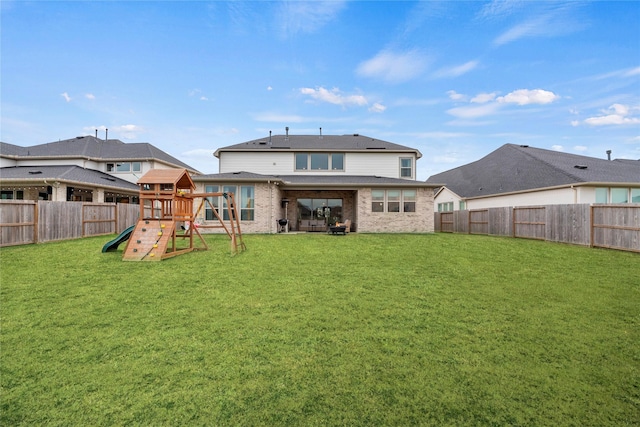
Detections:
2,0,639,179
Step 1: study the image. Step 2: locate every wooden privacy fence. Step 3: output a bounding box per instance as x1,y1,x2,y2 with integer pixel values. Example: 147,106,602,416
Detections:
0,201,140,247
435,204,639,253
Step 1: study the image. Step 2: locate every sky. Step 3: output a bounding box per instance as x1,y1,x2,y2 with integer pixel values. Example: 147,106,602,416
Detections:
1,0,639,180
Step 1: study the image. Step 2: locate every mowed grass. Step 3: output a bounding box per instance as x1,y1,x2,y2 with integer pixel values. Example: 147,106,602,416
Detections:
1,233,638,426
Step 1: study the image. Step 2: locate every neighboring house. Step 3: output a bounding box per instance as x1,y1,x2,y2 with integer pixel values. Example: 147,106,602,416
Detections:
192,132,440,233
426,144,640,211
0,136,199,203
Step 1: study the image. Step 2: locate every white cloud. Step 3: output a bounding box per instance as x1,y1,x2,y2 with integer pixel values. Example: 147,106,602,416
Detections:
574,146,588,152
551,145,564,152
300,87,368,107
492,4,586,46
200,96,208,101
447,90,467,101
584,103,640,126
368,102,386,113
356,49,429,83
113,124,145,139
277,1,346,37
624,67,640,77
497,89,559,105
447,103,502,119
477,0,526,20
433,60,479,78
61,92,71,102
471,92,497,104
267,86,273,91
85,93,95,100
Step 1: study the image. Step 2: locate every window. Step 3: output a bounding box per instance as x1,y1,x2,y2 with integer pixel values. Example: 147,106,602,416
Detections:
295,153,344,171
205,185,219,220
1,190,23,200
295,153,308,170
611,188,628,203
372,189,417,213
222,185,236,220
298,198,343,223
595,188,608,203
438,202,453,212
632,189,640,203
331,153,344,170
240,186,254,220
310,153,329,170
204,185,255,221
403,190,416,212
459,201,466,211
108,162,140,173
387,190,400,212
116,162,131,172
372,190,385,212
400,158,413,179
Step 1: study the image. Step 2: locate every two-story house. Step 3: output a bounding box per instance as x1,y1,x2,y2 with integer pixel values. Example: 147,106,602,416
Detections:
0,135,199,203
192,132,440,233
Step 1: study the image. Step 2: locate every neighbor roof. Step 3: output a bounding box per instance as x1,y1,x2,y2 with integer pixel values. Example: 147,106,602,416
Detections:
426,144,640,198
0,136,198,173
0,165,140,192
214,134,422,158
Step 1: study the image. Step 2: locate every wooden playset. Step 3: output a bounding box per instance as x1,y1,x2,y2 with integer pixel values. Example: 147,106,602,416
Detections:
121,169,245,261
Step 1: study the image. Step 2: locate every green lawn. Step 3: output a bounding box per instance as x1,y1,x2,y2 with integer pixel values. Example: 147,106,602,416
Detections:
1,233,638,426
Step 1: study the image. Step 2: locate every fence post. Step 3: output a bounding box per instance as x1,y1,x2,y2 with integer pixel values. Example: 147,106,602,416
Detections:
34,201,39,243
589,205,594,248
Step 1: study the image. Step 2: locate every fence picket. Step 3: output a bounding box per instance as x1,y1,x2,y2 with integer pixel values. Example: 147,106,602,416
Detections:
434,204,639,253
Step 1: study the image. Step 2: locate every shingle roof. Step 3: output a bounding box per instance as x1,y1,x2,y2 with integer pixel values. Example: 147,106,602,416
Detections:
426,144,640,198
0,165,139,191
193,171,437,188
1,136,198,172
214,134,421,158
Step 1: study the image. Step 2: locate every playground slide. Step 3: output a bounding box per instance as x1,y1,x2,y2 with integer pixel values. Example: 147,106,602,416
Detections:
102,225,136,253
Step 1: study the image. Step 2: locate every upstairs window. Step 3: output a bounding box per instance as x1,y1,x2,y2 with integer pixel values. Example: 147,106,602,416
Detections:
400,158,413,179
295,153,344,171
310,153,329,170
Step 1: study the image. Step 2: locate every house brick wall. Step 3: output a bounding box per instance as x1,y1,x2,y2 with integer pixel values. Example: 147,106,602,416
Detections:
356,188,434,233
192,182,435,234
193,181,282,234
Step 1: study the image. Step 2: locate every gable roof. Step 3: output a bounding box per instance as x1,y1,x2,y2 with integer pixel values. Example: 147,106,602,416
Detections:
0,136,199,173
0,165,139,192
214,134,421,158
426,144,640,199
137,168,195,190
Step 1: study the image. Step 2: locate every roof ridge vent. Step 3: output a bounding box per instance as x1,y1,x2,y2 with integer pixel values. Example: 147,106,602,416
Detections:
574,164,588,170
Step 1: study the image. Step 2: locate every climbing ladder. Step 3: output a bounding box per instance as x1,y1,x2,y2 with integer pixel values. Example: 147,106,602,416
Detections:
123,220,178,261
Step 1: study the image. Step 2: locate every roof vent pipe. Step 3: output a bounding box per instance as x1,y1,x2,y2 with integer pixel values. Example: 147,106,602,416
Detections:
319,127,323,139
285,126,289,140
269,131,272,145
95,129,98,138
606,150,612,161
105,128,108,141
